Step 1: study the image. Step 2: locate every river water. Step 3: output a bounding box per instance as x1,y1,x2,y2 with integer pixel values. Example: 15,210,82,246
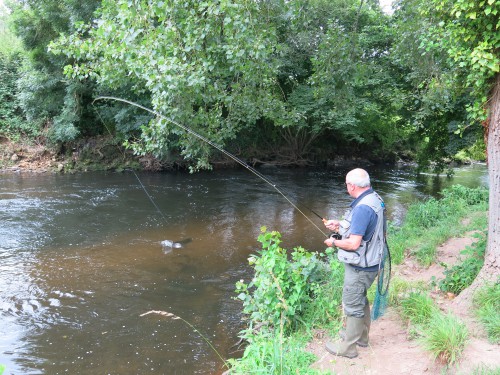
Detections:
0,164,488,374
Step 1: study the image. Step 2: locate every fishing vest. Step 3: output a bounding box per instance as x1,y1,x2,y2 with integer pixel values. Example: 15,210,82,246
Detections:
337,191,386,268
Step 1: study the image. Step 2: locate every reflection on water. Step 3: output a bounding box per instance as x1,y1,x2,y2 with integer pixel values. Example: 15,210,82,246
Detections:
0,164,488,374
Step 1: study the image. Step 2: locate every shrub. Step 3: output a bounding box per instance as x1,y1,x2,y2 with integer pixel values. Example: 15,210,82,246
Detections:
0,53,39,141
235,227,335,333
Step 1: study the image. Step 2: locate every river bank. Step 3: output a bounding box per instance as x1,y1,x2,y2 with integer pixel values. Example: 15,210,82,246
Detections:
224,186,498,375
0,136,409,174
308,227,499,374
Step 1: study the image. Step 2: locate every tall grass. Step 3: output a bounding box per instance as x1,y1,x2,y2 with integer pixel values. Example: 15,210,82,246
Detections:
227,328,326,375
389,185,488,266
400,291,437,325
420,312,468,365
473,282,500,344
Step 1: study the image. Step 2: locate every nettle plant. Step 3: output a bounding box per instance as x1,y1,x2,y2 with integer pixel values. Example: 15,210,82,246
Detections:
235,227,329,333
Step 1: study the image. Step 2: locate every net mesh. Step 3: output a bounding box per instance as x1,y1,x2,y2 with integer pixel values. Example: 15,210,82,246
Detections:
371,242,391,321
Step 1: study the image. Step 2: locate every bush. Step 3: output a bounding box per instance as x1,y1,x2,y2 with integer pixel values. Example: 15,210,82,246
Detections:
235,227,336,333
0,53,39,141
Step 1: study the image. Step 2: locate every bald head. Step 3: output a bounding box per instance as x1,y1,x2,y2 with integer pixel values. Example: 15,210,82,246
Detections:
346,168,371,188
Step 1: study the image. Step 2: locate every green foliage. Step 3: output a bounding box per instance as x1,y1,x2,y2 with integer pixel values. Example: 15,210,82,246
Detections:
439,231,486,295
231,227,340,374
420,0,500,123
310,0,409,158
420,312,468,364
400,291,437,325
454,138,487,163
474,282,500,343
8,0,103,144
443,184,489,206
0,13,23,55
405,185,487,230
227,331,325,375
389,185,488,266
236,227,336,332
0,53,39,141
301,254,344,327
52,0,281,170
390,0,487,170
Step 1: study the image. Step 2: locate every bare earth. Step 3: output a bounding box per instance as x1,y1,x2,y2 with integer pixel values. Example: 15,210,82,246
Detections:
307,234,500,375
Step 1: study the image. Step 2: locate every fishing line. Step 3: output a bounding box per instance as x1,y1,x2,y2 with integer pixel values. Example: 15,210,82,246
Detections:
94,96,328,237
91,102,170,224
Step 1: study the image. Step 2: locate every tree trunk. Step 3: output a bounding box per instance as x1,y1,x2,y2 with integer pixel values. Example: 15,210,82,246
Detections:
454,74,500,308
483,74,500,282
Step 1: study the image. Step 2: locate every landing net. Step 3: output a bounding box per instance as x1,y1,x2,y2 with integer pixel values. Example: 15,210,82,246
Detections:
371,242,391,321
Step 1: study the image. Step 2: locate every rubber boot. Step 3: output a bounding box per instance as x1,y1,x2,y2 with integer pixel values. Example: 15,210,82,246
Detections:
357,303,371,347
339,304,371,347
325,316,364,358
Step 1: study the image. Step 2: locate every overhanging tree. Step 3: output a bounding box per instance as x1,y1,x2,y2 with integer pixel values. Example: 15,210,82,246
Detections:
50,0,282,171
419,0,500,287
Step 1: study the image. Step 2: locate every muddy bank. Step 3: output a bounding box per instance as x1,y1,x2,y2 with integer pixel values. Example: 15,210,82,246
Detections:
1,136,394,174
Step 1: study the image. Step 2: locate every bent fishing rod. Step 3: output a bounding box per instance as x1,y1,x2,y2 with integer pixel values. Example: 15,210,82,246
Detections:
94,96,329,237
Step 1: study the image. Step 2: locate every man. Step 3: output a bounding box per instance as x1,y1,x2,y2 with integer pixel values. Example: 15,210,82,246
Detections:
323,168,386,358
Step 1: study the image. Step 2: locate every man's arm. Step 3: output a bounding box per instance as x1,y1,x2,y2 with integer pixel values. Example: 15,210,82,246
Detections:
331,234,363,251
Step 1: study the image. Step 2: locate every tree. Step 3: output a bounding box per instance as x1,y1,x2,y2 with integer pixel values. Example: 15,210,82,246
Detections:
310,0,409,159
418,0,500,287
8,0,102,143
51,0,282,170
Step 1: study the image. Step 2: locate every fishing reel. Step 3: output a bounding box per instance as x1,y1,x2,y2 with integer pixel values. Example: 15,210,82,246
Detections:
329,232,342,240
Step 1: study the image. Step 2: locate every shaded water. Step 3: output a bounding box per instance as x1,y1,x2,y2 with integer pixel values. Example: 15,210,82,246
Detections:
0,164,488,374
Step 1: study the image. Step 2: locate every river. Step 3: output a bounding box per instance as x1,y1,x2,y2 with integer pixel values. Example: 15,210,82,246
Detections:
0,164,488,374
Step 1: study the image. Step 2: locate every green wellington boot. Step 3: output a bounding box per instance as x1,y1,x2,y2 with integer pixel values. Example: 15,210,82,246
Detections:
357,303,371,347
325,316,364,358
339,304,371,347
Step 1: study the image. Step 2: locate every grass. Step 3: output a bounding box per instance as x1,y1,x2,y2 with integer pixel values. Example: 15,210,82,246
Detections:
388,186,488,267
227,326,329,375
461,365,500,375
400,291,437,325
474,282,500,344
420,312,468,365
438,231,487,295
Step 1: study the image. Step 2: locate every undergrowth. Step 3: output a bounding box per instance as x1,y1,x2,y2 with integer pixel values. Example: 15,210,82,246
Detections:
389,185,488,266
438,231,487,295
473,282,500,344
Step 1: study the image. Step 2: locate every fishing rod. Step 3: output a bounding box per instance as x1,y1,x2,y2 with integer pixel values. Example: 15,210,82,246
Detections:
94,96,329,237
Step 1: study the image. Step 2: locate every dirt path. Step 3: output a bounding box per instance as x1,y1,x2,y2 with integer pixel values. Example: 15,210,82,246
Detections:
306,235,500,374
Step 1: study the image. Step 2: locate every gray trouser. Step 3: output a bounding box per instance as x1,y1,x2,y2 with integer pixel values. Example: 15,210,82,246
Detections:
342,264,378,318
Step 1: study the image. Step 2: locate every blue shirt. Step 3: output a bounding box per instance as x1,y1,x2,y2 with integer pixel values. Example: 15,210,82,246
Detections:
349,189,378,241
348,189,380,272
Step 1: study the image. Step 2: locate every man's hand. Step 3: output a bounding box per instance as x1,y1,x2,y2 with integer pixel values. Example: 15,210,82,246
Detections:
324,219,340,232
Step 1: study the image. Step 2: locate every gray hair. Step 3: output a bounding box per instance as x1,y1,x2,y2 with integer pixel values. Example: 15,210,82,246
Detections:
346,168,371,188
